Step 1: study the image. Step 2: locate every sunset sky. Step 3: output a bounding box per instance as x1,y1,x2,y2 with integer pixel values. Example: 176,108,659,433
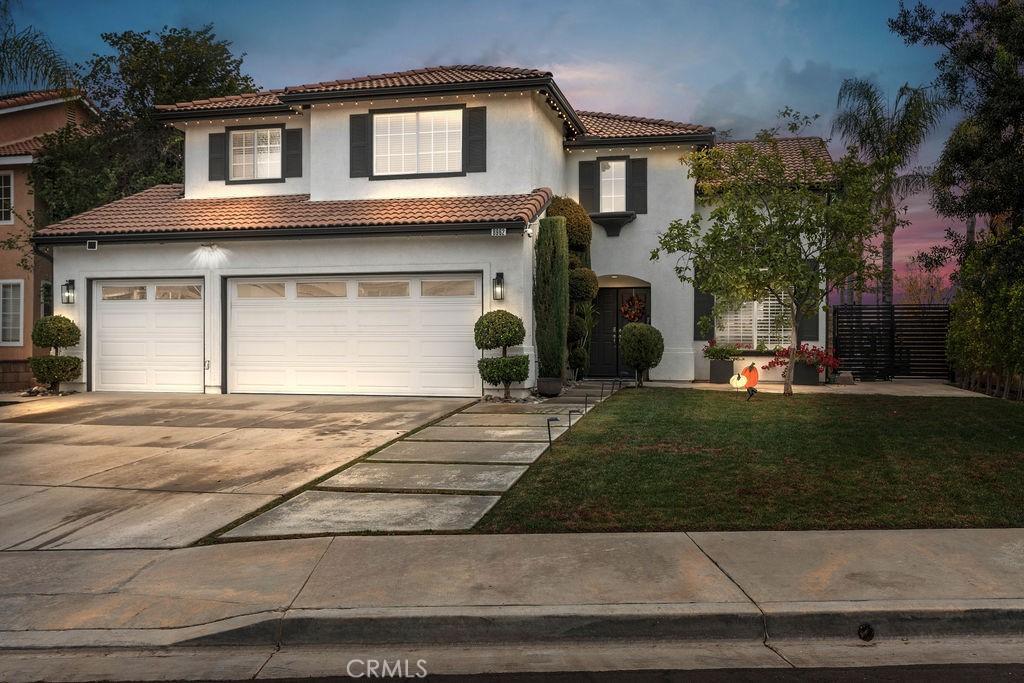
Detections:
17,0,966,291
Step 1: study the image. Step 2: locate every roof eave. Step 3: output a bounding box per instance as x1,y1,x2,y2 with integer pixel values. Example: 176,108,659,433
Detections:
153,104,298,122
0,154,33,165
33,220,528,245
564,132,715,149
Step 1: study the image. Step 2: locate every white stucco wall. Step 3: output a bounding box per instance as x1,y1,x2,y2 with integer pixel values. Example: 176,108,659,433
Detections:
566,146,700,381
52,230,537,395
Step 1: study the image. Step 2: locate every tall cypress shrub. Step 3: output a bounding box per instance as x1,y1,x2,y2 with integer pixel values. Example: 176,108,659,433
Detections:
534,216,569,379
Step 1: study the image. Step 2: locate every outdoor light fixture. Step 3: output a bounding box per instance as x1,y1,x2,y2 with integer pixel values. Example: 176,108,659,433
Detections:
492,272,504,301
61,280,75,305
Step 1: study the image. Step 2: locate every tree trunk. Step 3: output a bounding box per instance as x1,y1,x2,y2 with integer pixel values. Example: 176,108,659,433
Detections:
881,214,895,305
785,304,798,397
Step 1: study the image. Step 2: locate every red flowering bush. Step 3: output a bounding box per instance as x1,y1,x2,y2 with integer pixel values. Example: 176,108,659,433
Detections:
762,344,840,375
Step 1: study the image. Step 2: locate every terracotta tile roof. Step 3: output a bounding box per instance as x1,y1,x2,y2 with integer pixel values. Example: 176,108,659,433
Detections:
574,111,714,139
0,89,69,111
0,135,45,157
715,136,834,182
155,66,551,113
35,185,553,239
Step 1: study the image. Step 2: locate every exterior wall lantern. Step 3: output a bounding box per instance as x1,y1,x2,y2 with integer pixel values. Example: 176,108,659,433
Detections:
61,279,76,305
492,272,504,301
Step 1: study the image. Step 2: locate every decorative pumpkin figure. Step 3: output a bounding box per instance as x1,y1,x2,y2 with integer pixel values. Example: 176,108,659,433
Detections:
729,374,748,389
740,362,760,401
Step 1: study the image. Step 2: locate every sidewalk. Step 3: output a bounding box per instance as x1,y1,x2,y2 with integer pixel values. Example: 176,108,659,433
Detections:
2,528,1024,678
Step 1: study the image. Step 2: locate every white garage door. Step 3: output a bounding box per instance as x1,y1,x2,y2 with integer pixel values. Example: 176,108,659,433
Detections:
228,274,482,396
92,280,205,392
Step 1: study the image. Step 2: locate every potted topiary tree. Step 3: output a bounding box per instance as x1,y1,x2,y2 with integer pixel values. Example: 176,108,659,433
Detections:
620,322,664,388
533,215,569,396
475,310,530,399
29,315,83,393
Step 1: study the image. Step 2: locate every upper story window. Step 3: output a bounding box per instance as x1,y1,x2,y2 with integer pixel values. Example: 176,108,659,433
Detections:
373,108,462,177
230,128,282,181
599,159,626,212
0,172,12,224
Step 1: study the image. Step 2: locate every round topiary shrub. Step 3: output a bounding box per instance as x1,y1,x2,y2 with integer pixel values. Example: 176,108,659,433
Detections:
546,196,592,251
567,316,587,345
29,356,83,391
32,314,81,351
620,322,664,387
478,355,531,397
568,252,583,270
568,267,599,302
567,346,589,372
474,310,526,351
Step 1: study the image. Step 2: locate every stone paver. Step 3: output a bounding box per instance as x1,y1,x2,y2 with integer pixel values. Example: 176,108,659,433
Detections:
368,440,547,464
438,413,584,427
408,425,566,443
0,486,277,550
223,491,499,537
319,462,528,493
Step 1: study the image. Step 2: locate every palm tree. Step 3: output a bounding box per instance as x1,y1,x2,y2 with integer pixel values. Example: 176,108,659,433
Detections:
833,79,945,304
0,0,72,92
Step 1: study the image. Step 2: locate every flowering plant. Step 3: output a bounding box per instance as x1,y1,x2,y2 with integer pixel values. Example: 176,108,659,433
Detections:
702,339,749,360
620,295,647,323
762,344,840,375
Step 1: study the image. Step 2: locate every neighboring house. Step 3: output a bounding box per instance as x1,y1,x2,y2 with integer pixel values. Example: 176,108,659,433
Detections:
33,65,828,396
0,89,97,390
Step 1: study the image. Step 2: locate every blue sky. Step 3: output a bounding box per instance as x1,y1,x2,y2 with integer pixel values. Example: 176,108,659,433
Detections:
16,0,965,275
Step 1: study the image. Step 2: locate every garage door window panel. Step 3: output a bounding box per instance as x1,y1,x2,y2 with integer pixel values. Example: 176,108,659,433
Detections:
156,285,203,300
102,286,147,301
358,281,410,297
421,279,476,297
237,282,286,298
297,281,347,298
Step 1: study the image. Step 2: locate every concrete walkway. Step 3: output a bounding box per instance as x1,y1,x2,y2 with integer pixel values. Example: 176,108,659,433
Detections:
222,382,613,538
1,528,1023,679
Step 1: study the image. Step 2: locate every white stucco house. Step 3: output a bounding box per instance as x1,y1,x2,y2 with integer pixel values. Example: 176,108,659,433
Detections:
34,65,828,396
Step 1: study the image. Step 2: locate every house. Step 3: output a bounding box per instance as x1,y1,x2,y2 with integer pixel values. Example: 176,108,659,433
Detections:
0,89,96,390
33,65,828,396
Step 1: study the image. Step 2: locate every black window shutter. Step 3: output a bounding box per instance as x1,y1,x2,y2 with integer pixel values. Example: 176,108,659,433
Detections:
350,113,371,178
626,158,647,214
693,269,715,341
578,160,598,213
797,259,821,342
283,128,302,178
208,133,226,181
464,107,486,173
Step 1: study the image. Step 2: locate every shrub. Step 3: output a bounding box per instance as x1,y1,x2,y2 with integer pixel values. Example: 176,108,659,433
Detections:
533,216,569,378
32,315,81,351
568,252,583,270
474,310,526,351
478,355,531,395
620,322,664,387
567,346,589,372
702,340,742,361
546,195,592,251
30,356,83,389
568,267,599,302
567,315,587,345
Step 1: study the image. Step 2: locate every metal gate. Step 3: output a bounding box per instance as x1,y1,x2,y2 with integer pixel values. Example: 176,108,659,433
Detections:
833,305,950,380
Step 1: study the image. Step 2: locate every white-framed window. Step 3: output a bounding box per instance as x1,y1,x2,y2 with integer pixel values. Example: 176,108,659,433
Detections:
373,109,462,177
230,128,282,181
0,280,23,345
716,298,792,348
599,159,626,212
0,172,12,224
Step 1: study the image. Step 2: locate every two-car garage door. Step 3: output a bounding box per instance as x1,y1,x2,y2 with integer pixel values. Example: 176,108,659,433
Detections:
91,274,483,396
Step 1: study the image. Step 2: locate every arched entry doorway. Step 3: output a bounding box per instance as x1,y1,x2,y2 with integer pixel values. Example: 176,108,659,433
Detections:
589,275,652,378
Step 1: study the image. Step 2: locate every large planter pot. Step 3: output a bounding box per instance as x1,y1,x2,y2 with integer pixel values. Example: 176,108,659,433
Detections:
536,376,562,397
792,362,820,385
709,359,734,384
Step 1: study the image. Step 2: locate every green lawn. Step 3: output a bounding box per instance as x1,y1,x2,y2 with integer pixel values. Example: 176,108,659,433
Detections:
475,387,1024,532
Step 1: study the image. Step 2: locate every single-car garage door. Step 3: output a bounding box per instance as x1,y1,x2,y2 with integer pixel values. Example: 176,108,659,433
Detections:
227,274,482,396
92,280,205,392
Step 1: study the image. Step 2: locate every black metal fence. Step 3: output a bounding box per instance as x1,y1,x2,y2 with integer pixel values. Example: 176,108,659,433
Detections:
833,305,951,380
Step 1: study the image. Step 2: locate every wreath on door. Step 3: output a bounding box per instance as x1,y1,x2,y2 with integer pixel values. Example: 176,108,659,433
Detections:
620,295,647,323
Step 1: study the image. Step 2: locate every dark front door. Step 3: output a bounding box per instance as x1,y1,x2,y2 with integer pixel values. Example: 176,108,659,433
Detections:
588,287,651,378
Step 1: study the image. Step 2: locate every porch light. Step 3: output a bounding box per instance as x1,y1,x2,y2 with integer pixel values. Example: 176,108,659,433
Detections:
492,272,504,301
61,280,75,305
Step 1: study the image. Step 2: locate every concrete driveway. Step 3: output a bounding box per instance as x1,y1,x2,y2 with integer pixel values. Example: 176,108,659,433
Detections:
0,393,468,550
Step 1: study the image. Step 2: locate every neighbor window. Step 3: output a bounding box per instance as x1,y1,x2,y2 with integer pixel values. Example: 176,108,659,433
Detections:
358,281,409,297
599,159,626,212
0,172,12,224
236,282,285,298
230,128,282,181
373,109,462,177
156,284,202,300
716,298,792,348
421,279,475,297
0,280,22,345
297,281,346,298
101,285,147,301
